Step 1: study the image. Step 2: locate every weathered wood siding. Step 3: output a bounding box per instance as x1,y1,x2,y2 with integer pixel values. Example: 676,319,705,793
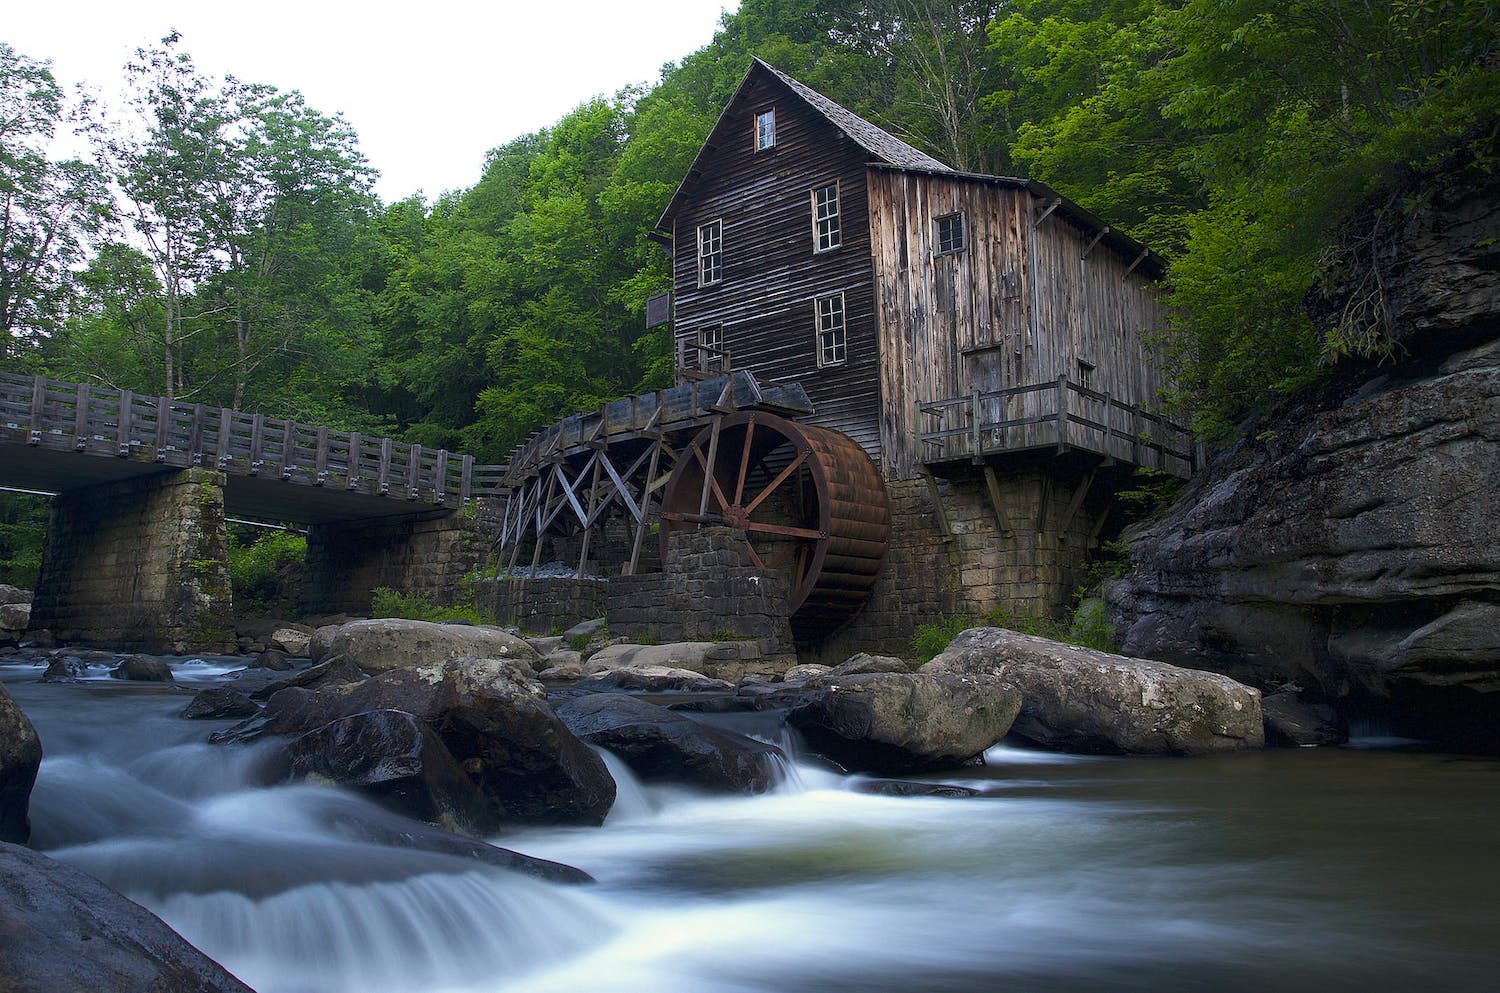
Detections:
869,169,1168,478
668,73,883,460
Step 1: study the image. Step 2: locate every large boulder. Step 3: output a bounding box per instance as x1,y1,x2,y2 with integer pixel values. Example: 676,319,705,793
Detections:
268,627,312,657
787,671,1022,773
109,655,174,682
556,694,785,793
582,642,717,676
180,687,260,720
925,628,1264,755
219,656,615,827
309,618,540,675
1261,689,1348,747
0,842,254,992
0,584,31,605
0,601,29,631
279,709,496,832
1,684,42,843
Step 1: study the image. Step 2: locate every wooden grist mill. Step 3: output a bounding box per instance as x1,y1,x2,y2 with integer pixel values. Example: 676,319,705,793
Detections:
489,60,1194,658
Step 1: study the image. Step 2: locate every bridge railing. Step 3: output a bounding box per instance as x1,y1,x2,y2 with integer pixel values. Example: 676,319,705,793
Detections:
0,372,508,506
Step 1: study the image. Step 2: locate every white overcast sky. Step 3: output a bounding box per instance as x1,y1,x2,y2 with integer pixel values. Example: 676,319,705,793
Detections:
7,0,740,203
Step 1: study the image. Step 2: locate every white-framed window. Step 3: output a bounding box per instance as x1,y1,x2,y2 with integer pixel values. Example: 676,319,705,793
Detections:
812,184,841,252
755,108,776,151
697,219,722,286
815,293,847,367
935,212,965,256
699,323,723,354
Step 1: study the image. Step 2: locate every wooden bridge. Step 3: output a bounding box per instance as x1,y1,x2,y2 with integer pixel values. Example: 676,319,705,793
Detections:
0,371,507,524
0,371,508,653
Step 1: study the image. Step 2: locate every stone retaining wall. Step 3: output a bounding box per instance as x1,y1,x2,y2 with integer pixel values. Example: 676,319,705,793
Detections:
482,577,607,634
304,513,480,616
607,527,795,658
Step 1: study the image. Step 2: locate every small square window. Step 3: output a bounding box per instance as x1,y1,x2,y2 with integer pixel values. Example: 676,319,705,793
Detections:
698,220,722,286
699,324,723,354
812,184,841,252
755,109,776,151
935,212,965,256
816,293,846,367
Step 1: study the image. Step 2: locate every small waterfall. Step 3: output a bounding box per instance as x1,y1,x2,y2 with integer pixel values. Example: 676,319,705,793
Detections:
593,747,655,823
150,869,613,993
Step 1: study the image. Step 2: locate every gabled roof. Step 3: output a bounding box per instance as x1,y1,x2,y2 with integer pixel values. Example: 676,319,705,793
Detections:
753,60,952,172
656,59,953,229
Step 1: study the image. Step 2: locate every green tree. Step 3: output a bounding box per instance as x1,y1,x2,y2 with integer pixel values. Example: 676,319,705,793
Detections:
0,42,110,364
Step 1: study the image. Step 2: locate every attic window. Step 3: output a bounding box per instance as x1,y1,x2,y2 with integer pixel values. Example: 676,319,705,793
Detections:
935,212,965,256
755,109,776,151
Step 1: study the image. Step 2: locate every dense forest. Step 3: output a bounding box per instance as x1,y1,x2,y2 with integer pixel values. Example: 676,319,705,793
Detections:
2,1,1496,579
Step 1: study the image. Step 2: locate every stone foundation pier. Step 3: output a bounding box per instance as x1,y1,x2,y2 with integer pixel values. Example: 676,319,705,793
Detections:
302,513,480,616
29,467,234,653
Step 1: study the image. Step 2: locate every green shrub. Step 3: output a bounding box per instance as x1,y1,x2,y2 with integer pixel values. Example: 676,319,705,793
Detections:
911,614,973,663
370,587,489,626
228,529,306,615
0,492,48,589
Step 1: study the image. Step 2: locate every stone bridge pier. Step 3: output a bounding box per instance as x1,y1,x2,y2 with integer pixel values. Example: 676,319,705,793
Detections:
29,468,235,654
26,467,481,653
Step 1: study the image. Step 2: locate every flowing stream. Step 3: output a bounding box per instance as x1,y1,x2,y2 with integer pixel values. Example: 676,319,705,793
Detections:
4,655,1498,993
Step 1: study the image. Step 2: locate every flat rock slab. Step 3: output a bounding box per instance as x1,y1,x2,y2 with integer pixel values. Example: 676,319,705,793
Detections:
310,618,540,675
925,627,1264,755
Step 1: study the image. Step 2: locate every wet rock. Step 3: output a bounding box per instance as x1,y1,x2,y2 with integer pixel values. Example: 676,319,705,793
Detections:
827,653,912,678
788,671,1020,773
925,628,1264,755
556,693,785,793
110,655,174,682
249,656,366,701
181,687,261,720
279,709,496,832
1,684,42,843
851,779,981,798
0,842,255,993
39,656,91,682
222,656,614,827
1262,690,1348,747
268,627,312,657
0,584,32,605
576,664,734,693
562,617,606,641
0,601,29,631
537,650,583,681
583,642,717,676
309,618,540,676
526,635,565,656
251,648,295,671
783,663,833,683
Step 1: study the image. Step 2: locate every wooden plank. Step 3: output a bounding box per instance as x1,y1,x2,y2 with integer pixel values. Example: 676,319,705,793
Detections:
1057,465,1098,538
919,469,953,541
249,414,265,473
460,455,473,503
280,420,296,479
407,443,421,498
117,391,133,456
378,438,392,494
73,383,88,449
981,465,1014,539
434,449,449,503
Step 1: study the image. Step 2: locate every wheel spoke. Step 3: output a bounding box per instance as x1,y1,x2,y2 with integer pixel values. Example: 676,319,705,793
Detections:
733,418,755,507
743,449,808,516
743,520,822,541
691,442,730,513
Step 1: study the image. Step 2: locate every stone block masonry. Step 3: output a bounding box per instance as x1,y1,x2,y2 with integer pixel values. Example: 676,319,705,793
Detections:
303,513,480,616
608,527,796,660
483,577,607,634
810,467,1105,664
29,467,234,653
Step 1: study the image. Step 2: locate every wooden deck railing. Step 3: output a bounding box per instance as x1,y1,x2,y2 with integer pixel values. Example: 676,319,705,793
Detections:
919,374,1195,477
0,372,507,506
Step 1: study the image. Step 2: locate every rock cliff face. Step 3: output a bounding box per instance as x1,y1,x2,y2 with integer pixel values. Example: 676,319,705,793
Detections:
1108,160,1499,748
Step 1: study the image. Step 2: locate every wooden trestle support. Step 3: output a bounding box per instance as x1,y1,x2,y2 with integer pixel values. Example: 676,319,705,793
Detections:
493,374,891,642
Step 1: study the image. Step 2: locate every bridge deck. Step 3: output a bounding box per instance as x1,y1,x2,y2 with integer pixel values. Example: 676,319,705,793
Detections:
0,372,507,525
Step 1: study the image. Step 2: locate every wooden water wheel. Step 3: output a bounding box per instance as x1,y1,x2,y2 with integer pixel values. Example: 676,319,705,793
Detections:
658,411,889,641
